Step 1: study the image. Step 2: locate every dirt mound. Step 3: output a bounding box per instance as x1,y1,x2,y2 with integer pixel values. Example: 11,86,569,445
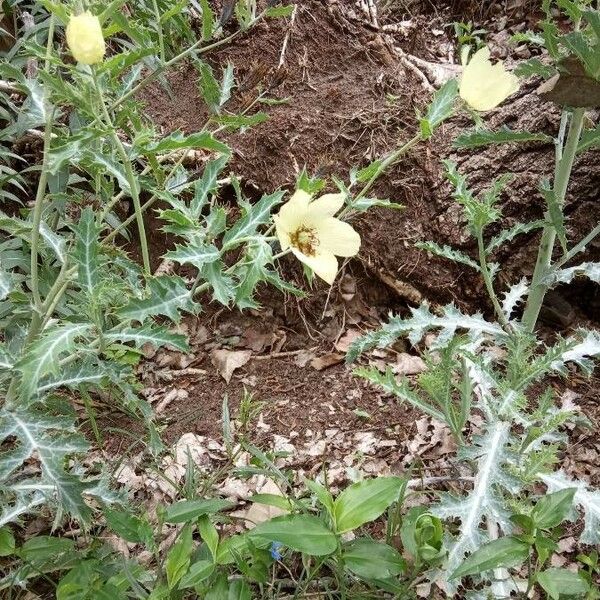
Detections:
140,0,600,322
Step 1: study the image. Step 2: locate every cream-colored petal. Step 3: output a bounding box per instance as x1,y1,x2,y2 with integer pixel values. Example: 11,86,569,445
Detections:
273,215,291,251
314,217,361,257
291,247,338,285
277,190,311,230
306,193,345,219
459,46,519,111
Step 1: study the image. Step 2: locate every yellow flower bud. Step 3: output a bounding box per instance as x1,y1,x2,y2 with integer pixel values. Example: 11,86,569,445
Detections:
66,11,105,65
459,47,519,112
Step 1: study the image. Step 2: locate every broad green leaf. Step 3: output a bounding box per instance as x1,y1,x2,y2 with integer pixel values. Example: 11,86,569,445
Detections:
198,514,219,560
104,324,189,352
117,276,198,324
450,536,530,580
532,488,577,529
20,536,76,562
103,508,153,546
166,525,193,589
164,498,234,523
249,514,337,556
249,494,293,512
419,78,458,138
16,323,91,401
0,527,15,556
143,131,229,155
537,568,590,599
72,207,101,295
343,538,406,580
178,560,214,588
333,477,404,534
454,127,553,148
227,580,252,600
36,359,108,394
540,471,600,545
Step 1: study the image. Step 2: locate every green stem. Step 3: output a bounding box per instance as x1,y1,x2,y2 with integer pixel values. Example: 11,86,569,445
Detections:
476,230,509,328
30,15,56,312
354,132,422,202
92,71,151,274
521,107,585,332
151,0,166,63
110,10,268,111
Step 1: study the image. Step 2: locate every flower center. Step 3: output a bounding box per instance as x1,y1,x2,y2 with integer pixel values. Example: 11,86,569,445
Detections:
290,226,319,256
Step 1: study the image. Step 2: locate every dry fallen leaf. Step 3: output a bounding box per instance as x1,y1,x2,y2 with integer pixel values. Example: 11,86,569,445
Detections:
211,349,252,383
242,479,289,528
311,352,344,371
394,353,427,375
335,329,363,353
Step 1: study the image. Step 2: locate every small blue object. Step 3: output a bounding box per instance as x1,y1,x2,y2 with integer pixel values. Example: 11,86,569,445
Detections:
270,541,283,560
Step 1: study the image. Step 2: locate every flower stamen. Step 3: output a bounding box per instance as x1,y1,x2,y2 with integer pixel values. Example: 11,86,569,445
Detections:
290,226,319,256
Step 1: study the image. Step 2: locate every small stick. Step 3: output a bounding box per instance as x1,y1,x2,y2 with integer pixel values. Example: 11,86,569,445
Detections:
277,4,297,69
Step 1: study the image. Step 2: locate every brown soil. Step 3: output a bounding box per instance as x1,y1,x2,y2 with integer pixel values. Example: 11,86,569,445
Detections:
132,0,600,501
140,0,600,320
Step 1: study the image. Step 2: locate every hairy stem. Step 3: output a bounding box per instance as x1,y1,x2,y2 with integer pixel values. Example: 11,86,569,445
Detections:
92,71,151,273
477,230,509,328
521,108,585,332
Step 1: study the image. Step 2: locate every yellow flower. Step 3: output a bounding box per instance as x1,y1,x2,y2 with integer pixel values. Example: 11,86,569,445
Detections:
459,47,519,111
66,11,105,65
274,190,361,285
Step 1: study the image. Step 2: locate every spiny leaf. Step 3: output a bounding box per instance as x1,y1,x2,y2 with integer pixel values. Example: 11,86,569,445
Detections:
222,191,284,247
501,278,529,321
433,421,513,591
486,220,545,253
117,276,198,324
545,262,600,286
71,207,101,295
549,329,600,376
347,303,506,362
15,323,91,402
104,324,189,352
578,124,600,153
416,241,480,270
164,243,221,269
191,155,229,217
0,405,92,524
354,366,445,422
454,127,553,149
143,131,229,155
419,78,458,138
36,359,108,394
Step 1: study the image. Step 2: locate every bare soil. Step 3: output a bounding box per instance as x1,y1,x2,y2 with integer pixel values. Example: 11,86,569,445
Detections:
133,0,599,499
